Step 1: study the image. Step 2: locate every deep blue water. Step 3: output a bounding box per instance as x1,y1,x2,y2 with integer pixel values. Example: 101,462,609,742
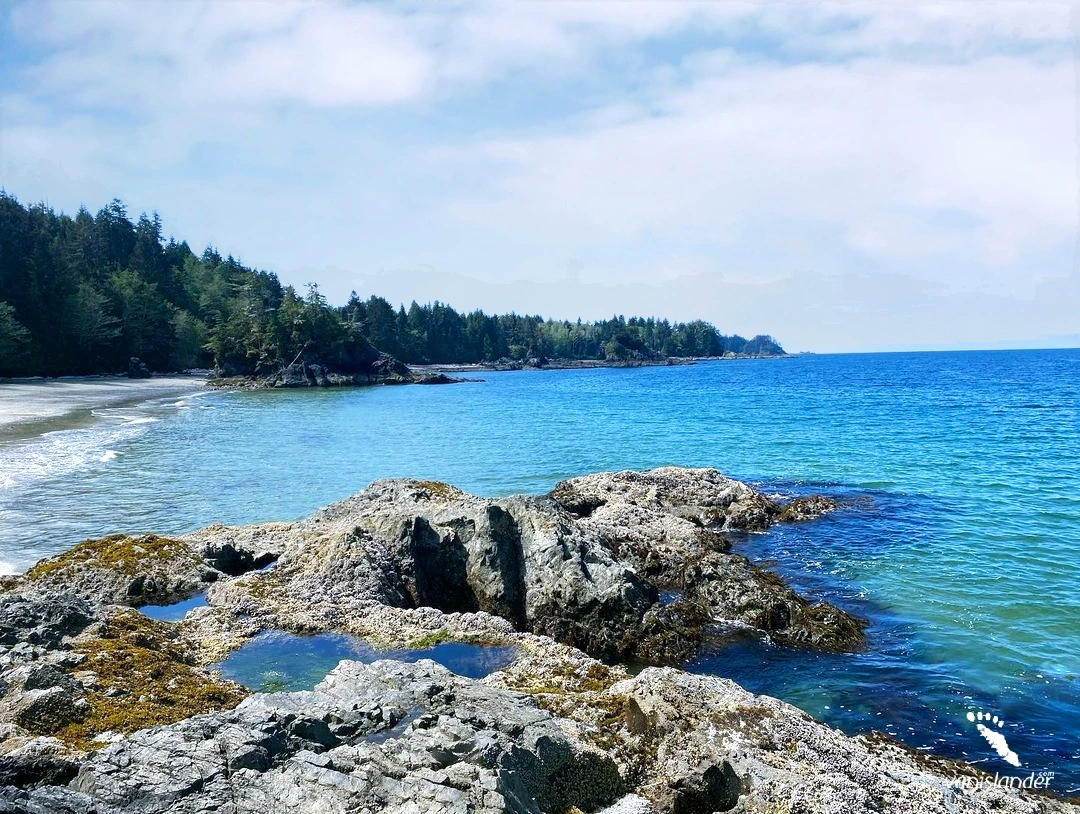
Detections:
213,631,518,691
1,350,1077,788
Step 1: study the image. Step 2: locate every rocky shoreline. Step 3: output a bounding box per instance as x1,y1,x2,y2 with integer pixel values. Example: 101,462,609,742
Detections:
0,468,1073,813
206,356,470,389
412,353,789,375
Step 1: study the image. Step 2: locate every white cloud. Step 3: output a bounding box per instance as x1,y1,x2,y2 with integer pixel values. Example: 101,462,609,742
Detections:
445,54,1076,287
0,0,1075,350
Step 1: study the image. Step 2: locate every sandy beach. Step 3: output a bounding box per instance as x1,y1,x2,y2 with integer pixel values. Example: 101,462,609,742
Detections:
0,376,206,443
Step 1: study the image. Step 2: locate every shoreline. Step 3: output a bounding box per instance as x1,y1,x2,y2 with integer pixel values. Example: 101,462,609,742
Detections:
411,353,791,374
0,375,207,442
1,468,1072,812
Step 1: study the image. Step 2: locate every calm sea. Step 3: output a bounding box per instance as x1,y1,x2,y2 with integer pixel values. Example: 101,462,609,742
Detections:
1,350,1077,787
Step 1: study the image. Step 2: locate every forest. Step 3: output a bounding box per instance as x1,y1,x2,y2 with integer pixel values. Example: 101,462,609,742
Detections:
0,193,784,377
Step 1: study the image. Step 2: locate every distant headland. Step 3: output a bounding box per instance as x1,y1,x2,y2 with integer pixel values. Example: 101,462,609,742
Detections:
0,193,784,385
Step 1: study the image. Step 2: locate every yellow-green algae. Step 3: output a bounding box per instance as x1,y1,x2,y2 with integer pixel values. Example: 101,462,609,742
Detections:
412,480,460,498
26,534,197,580
57,608,248,750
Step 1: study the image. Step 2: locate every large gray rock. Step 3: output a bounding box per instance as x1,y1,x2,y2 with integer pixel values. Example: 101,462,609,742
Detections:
10,659,621,814
14,532,283,609
270,479,658,661
551,468,865,651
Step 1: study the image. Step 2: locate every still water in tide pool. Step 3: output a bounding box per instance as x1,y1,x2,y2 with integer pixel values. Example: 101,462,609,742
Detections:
1,350,1078,786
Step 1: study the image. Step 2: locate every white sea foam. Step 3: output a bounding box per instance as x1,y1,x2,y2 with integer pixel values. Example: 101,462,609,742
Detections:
110,415,160,425
0,407,163,489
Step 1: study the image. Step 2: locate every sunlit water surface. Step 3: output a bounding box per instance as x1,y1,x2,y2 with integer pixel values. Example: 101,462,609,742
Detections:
1,351,1077,787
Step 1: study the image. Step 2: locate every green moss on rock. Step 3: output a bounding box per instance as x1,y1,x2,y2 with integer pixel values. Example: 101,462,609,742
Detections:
26,534,195,580
57,608,247,749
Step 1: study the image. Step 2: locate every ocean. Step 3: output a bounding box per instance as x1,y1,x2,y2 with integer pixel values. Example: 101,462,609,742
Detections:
1,350,1077,788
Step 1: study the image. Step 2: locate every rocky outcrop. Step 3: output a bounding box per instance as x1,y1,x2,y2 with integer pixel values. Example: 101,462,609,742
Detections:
207,355,468,389
5,468,1051,814
2,646,1074,814
10,469,860,663
0,600,246,762
18,530,284,608
181,472,861,664
550,469,862,651
285,480,657,660
5,659,622,814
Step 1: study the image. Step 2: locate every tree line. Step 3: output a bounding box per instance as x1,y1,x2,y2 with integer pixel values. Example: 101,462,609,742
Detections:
0,193,784,377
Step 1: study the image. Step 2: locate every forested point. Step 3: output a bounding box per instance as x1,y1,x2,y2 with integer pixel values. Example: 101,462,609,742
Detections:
0,193,784,378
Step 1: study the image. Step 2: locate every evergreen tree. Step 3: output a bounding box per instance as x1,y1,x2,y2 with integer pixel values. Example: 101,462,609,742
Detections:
0,191,784,378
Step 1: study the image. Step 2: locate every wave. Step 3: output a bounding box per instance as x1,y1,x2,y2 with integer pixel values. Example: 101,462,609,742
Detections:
0,559,14,576
0,405,168,490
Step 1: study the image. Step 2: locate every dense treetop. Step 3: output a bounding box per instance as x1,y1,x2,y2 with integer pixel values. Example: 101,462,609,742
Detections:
0,193,783,377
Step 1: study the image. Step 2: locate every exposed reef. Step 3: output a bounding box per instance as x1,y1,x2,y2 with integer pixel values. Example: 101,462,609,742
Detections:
207,357,469,389
0,468,1072,813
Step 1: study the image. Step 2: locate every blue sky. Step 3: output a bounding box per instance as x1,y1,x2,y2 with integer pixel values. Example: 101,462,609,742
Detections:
0,1,1076,352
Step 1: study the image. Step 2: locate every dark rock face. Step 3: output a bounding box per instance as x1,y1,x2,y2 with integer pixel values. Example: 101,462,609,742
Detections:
126,358,150,379
13,687,85,734
0,596,92,649
0,752,79,790
550,469,866,652
668,761,741,813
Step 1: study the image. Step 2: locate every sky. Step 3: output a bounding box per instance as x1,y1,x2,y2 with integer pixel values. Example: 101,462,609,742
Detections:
0,1,1077,353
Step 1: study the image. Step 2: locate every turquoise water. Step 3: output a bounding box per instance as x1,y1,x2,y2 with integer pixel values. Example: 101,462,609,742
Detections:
213,631,518,691
0,351,1077,786
139,592,209,622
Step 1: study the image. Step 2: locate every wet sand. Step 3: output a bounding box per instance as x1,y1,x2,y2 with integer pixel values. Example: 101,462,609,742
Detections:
0,376,206,443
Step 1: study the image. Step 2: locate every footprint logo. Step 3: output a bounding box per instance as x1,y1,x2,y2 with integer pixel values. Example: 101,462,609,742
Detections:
967,711,1021,767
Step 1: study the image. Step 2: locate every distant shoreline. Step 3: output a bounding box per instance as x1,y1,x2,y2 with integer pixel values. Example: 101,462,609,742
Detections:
411,353,791,374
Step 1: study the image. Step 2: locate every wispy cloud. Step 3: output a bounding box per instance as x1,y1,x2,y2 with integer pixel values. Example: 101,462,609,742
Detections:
0,0,1075,351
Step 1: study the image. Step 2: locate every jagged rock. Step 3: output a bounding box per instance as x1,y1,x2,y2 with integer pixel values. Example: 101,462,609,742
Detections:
550,468,782,531
608,666,1076,814
777,494,841,522
13,688,85,735
0,738,79,789
15,533,282,609
550,469,865,651
276,480,657,661
11,659,622,814
0,597,92,651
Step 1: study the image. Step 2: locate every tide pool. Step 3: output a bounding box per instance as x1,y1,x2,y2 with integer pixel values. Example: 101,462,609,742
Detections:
213,631,518,691
0,350,1077,786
